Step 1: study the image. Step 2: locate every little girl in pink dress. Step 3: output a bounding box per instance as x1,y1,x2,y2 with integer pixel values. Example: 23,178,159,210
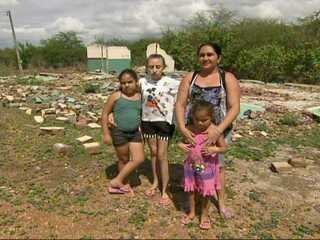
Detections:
178,100,228,230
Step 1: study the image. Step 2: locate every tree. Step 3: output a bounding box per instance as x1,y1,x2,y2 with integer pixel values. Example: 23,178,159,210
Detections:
40,31,86,68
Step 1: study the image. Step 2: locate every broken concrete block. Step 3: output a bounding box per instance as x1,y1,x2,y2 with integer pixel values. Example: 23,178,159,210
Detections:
64,112,77,124
53,143,72,155
34,116,44,124
87,122,101,129
41,108,56,117
5,95,14,102
40,127,65,135
26,109,32,115
56,117,69,122
260,131,268,137
288,158,307,168
270,162,292,173
83,142,101,155
75,116,88,129
76,135,93,144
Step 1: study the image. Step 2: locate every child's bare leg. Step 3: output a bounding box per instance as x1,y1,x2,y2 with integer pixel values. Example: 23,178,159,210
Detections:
217,168,233,218
110,142,144,188
200,197,211,229
145,138,159,194
181,192,196,224
157,139,169,198
110,144,130,187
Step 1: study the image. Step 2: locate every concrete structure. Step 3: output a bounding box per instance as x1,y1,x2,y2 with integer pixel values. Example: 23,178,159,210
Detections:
146,43,175,72
87,44,131,74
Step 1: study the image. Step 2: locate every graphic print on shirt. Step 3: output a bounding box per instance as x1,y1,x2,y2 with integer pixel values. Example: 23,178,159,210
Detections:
146,88,165,116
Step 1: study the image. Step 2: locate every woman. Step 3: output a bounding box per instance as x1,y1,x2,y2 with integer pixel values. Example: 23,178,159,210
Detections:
175,42,240,218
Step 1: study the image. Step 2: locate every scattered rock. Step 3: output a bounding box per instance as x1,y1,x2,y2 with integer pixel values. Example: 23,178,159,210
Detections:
53,143,73,154
34,116,44,124
83,142,101,155
88,122,101,129
40,126,65,135
76,135,93,144
288,158,307,168
270,162,292,173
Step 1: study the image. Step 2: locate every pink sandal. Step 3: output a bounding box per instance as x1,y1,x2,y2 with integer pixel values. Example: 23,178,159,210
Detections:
199,218,211,230
220,207,234,219
108,186,130,194
159,196,171,206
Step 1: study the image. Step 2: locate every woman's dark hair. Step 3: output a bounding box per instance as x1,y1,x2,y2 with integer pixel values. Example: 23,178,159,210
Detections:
191,100,214,118
118,69,138,82
146,53,166,67
197,42,222,57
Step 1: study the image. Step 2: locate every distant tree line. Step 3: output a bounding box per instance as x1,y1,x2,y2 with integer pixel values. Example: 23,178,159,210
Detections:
0,8,319,84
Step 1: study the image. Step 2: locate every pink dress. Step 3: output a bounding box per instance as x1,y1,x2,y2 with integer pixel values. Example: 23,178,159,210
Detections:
184,133,221,197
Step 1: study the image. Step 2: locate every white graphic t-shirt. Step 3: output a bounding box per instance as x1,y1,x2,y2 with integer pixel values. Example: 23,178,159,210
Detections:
140,76,180,124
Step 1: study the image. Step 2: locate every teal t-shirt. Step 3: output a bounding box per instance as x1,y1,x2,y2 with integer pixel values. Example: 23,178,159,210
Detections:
113,95,141,132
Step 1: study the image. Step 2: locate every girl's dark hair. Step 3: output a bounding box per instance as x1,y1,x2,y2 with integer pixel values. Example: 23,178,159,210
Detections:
118,69,138,82
197,42,222,57
146,53,166,67
191,100,214,118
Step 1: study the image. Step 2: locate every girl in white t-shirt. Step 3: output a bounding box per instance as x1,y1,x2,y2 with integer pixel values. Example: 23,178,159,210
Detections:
140,54,180,206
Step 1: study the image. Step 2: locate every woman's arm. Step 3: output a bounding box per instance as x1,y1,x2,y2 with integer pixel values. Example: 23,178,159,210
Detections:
218,72,240,133
175,72,196,144
101,92,119,145
206,72,240,144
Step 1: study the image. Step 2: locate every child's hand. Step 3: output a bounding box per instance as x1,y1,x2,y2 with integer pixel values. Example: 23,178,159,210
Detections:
177,142,192,153
108,113,116,128
103,134,112,145
201,146,218,156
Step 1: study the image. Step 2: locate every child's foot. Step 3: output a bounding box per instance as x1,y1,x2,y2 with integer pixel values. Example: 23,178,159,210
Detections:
199,216,211,230
181,213,195,225
109,178,124,189
144,186,158,197
220,207,234,219
124,184,135,197
159,193,171,206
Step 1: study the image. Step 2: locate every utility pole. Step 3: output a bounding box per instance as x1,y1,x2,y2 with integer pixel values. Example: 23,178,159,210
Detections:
7,10,23,73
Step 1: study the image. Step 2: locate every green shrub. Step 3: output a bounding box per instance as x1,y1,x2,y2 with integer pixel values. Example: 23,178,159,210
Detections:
279,112,300,126
84,83,99,93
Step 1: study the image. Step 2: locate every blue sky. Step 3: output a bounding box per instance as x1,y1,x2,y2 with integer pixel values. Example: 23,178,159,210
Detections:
0,0,319,48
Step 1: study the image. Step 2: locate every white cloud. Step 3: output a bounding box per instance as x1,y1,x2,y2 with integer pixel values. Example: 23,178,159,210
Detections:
1,0,320,48
0,0,19,7
243,1,283,19
52,17,85,33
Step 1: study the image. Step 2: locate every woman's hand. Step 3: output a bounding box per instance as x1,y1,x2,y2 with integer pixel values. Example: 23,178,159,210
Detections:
205,124,223,146
103,133,112,145
180,127,196,145
107,113,116,128
177,142,192,153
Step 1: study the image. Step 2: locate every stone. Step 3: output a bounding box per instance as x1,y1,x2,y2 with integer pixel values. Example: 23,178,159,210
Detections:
76,135,93,144
5,95,14,102
260,131,268,137
56,117,69,122
53,143,73,154
75,116,88,129
40,127,65,135
65,112,77,124
88,122,101,129
41,108,56,117
83,142,101,155
288,158,307,168
34,116,44,124
270,162,292,173
26,109,32,115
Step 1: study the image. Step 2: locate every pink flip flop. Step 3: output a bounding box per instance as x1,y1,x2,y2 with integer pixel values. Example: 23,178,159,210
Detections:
220,207,234,219
108,186,130,194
